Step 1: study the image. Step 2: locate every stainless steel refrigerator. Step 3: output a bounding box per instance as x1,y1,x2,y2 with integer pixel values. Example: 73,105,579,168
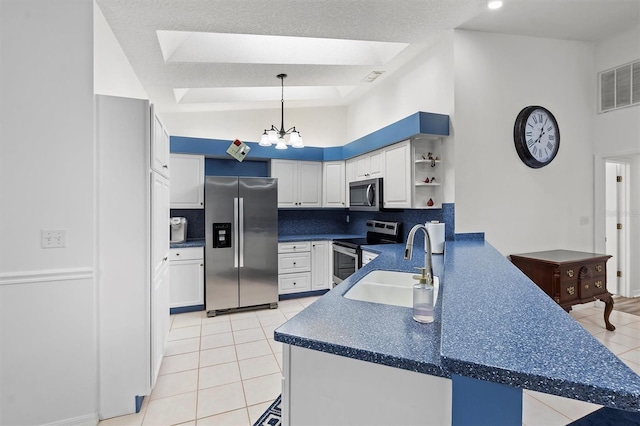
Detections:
205,176,278,316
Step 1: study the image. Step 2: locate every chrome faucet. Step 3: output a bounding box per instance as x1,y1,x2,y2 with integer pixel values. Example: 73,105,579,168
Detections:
404,224,434,285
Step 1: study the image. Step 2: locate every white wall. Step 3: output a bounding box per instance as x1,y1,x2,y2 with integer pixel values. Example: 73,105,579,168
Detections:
0,0,97,425
94,1,148,99
346,34,456,203
159,106,348,147
453,30,596,255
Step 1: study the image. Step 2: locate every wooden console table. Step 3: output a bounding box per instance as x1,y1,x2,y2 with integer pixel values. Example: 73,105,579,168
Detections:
510,250,615,331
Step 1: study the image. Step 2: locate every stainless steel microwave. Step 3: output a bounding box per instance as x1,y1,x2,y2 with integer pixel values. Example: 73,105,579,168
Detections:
349,178,383,211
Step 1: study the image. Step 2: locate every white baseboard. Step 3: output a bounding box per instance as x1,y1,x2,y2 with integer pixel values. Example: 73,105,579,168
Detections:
43,413,99,426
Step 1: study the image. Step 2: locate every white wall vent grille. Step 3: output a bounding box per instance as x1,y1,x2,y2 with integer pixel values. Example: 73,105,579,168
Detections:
599,59,640,113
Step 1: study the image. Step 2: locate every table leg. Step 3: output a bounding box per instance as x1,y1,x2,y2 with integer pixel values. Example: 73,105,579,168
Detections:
598,293,616,331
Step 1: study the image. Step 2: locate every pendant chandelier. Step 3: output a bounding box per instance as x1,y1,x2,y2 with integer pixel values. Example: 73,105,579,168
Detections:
259,74,303,149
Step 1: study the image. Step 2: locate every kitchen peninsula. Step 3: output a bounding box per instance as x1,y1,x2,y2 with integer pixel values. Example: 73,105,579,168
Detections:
274,236,640,425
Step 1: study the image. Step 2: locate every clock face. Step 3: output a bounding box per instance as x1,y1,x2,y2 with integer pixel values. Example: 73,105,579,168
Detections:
513,106,560,168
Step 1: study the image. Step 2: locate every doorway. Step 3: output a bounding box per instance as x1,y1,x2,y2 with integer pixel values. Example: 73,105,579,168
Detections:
604,156,639,297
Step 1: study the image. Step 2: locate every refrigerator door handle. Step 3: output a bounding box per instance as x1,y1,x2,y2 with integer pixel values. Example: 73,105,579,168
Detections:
233,197,239,268
239,197,244,267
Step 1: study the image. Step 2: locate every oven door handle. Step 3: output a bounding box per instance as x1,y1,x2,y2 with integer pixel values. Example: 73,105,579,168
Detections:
332,243,358,256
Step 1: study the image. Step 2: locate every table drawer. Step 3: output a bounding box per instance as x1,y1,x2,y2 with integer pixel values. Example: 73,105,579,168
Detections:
558,280,579,304
278,252,311,273
579,277,607,299
278,272,311,294
278,241,311,253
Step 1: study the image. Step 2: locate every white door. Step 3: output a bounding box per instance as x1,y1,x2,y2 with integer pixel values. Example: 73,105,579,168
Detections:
311,241,330,290
383,141,411,209
323,161,345,207
297,162,322,207
170,154,204,209
271,160,298,207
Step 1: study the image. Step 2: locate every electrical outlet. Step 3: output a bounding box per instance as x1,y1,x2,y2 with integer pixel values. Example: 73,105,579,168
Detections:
41,229,66,248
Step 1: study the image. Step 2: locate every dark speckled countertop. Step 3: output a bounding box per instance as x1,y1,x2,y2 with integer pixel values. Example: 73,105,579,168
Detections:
275,237,640,412
170,239,205,249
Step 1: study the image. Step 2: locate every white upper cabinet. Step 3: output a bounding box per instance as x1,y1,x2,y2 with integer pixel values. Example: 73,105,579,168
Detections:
355,149,384,181
322,161,346,208
170,154,204,209
271,160,322,208
151,110,170,178
345,158,357,206
383,140,412,209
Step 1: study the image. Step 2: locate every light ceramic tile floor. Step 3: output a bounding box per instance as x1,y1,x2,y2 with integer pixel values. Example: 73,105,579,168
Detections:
99,298,640,426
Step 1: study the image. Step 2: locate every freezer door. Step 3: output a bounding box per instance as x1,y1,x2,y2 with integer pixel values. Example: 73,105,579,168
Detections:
238,178,278,307
205,176,239,311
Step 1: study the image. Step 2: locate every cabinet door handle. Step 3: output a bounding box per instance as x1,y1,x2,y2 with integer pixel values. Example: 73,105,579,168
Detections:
595,280,603,289
163,164,168,169
566,269,574,278
567,286,575,295
176,253,180,256
163,256,168,262
595,265,602,272
200,264,203,267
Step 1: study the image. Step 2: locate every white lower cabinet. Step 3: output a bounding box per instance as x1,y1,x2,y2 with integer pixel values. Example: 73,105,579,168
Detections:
169,247,204,308
361,250,379,266
311,241,331,290
278,240,332,295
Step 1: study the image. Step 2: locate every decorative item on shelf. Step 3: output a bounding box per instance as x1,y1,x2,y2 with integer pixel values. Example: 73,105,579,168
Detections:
421,153,427,160
427,198,434,207
259,74,303,150
427,152,434,160
423,177,430,183
430,177,436,183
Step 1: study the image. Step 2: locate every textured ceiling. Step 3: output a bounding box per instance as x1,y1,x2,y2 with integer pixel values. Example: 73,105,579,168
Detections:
95,0,640,113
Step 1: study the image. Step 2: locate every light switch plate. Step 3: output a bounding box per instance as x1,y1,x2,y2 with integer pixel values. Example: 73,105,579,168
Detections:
41,229,66,248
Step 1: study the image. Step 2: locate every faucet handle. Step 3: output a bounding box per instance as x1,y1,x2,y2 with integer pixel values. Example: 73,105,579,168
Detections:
413,267,428,284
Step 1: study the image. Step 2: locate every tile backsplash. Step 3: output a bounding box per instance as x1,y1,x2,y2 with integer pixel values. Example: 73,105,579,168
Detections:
171,203,455,244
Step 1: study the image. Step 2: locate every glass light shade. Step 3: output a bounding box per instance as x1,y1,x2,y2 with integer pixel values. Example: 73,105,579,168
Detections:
289,131,299,144
259,132,271,147
292,134,304,148
487,0,502,9
268,129,278,143
275,138,288,150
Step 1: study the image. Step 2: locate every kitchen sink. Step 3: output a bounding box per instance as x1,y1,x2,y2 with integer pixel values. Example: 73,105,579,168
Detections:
343,270,439,307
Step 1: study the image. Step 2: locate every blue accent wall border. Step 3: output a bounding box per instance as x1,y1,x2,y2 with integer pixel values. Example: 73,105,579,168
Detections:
170,111,449,161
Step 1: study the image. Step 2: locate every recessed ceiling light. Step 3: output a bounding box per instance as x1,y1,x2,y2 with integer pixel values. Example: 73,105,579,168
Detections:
487,1,503,9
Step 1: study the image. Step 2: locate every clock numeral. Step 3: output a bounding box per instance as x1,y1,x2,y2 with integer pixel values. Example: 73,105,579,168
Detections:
548,135,555,141
547,126,553,132
532,146,538,156
526,131,532,136
533,115,538,124
546,142,554,150
527,123,533,128
527,139,534,148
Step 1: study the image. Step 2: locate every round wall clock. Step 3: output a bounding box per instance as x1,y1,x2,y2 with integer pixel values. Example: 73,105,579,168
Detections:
513,105,560,168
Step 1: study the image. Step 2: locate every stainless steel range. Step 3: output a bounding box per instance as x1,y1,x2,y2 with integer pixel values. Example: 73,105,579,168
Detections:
332,220,402,284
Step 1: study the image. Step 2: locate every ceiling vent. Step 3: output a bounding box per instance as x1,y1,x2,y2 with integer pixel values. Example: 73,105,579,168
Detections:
599,60,640,113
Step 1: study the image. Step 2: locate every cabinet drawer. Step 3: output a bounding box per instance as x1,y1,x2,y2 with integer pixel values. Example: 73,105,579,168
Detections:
579,277,607,299
278,272,311,294
558,280,579,304
170,247,204,261
278,252,311,273
278,241,311,253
